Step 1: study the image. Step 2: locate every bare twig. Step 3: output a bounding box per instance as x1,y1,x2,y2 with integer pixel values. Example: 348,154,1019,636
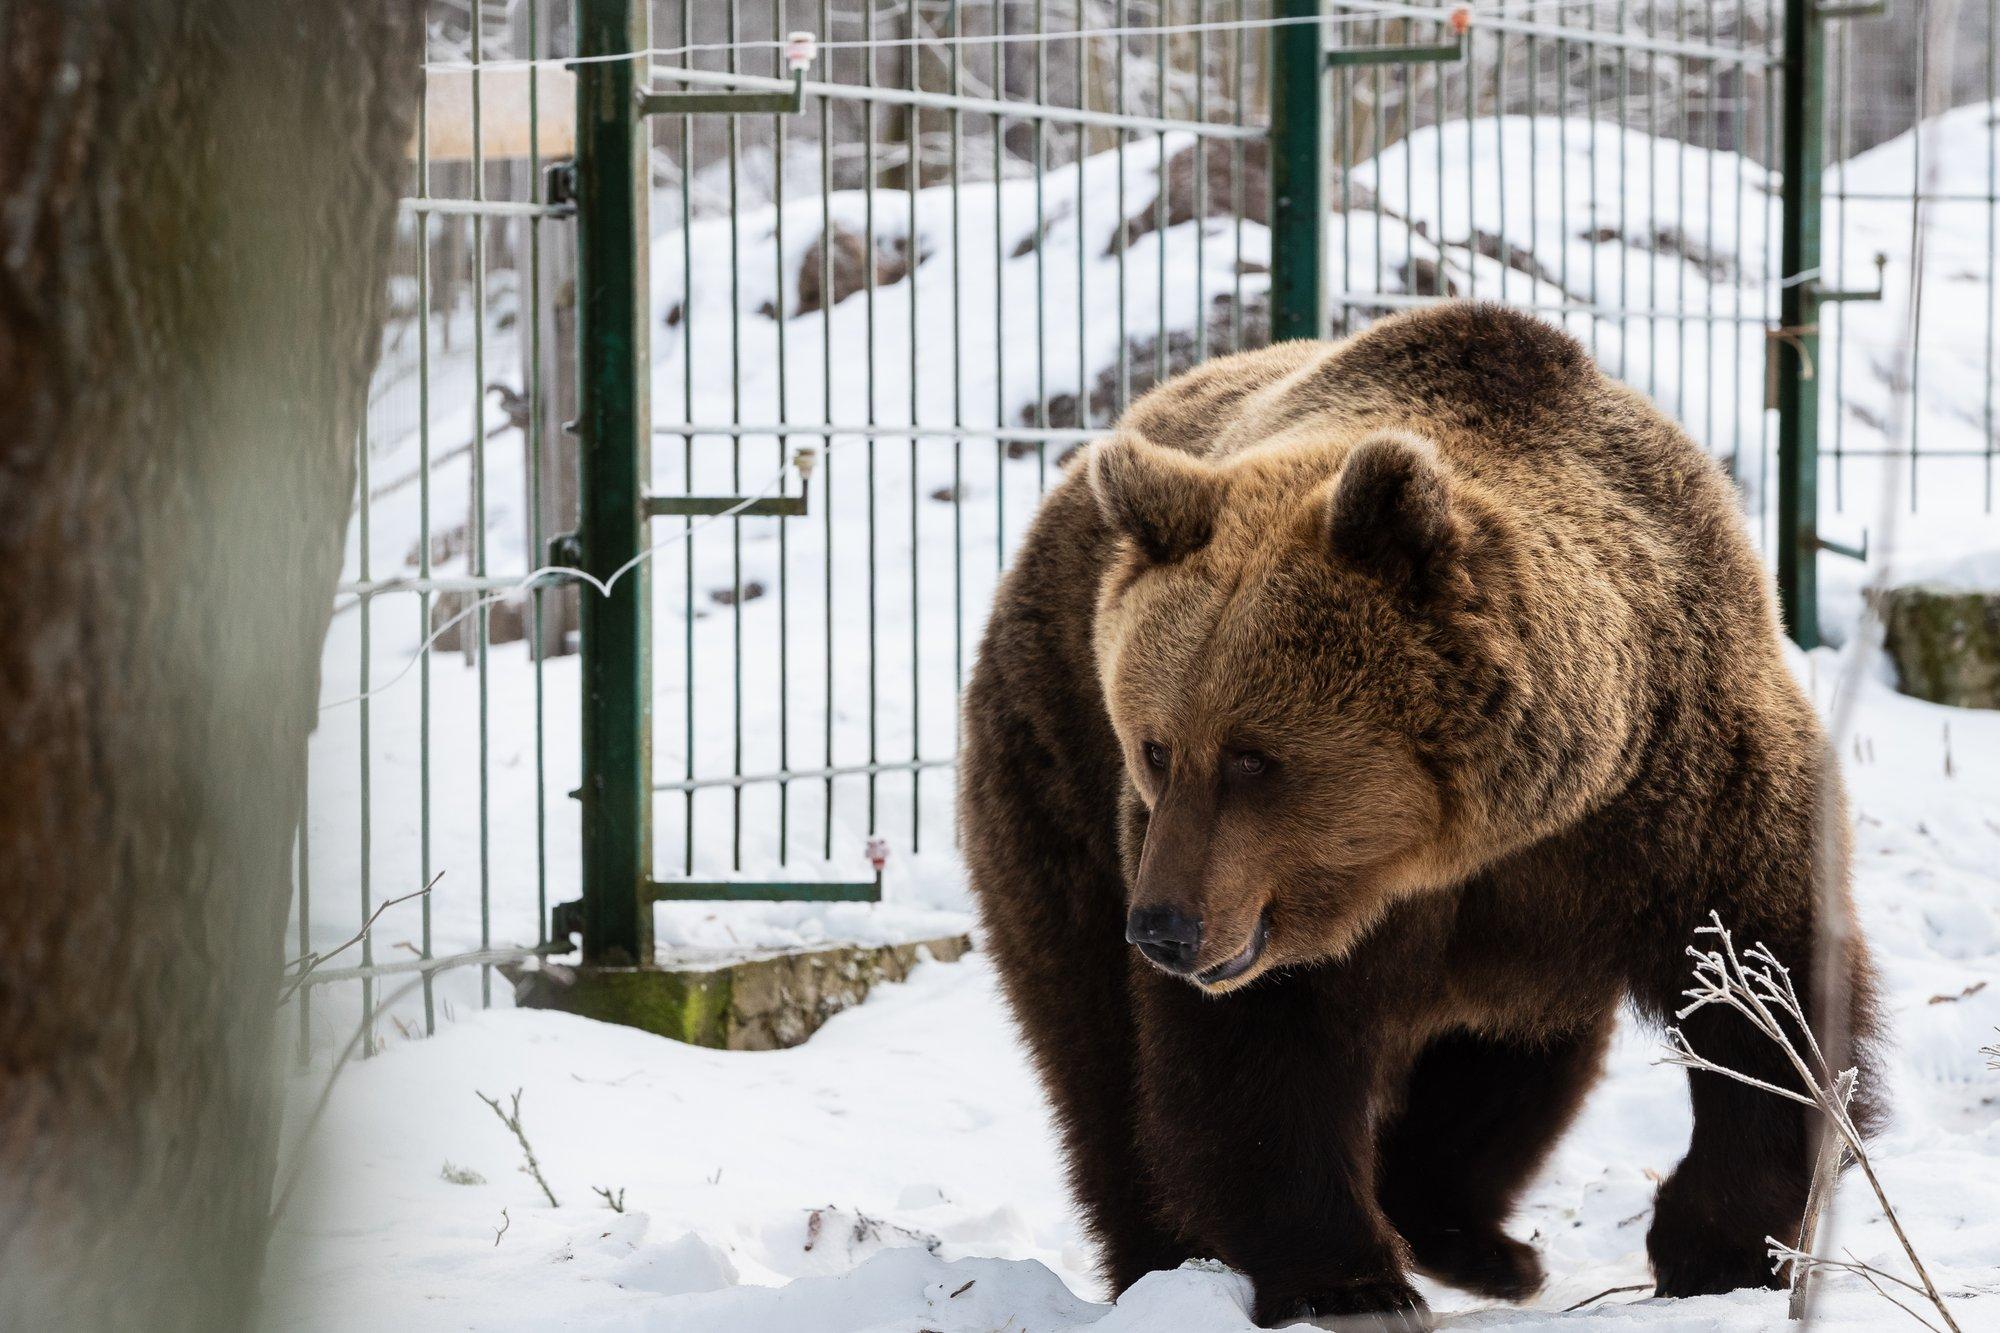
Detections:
279,872,442,1005
591,1185,626,1213
1562,1284,1650,1313
477,1088,559,1208
1788,1069,1856,1318
1926,981,1988,1005
493,1207,511,1246
1770,1244,1948,1333
1661,915,1961,1333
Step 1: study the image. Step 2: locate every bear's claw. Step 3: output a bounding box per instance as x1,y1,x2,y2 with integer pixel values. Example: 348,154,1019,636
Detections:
1260,1277,1432,1331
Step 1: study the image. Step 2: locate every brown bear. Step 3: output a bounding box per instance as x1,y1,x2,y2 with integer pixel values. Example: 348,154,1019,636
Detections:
959,302,1880,1328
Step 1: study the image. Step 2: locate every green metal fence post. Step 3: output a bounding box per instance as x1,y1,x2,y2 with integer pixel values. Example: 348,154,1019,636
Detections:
1270,0,1326,343
575,0,652,965
1776,0,1825,648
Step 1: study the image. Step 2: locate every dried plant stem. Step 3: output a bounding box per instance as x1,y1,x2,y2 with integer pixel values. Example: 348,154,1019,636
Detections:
1789,1068,1856,1321
1663,915,1959,1333
477,1088,560,1208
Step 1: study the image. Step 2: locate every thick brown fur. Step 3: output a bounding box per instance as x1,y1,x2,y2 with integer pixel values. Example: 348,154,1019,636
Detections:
959,303,1881,1328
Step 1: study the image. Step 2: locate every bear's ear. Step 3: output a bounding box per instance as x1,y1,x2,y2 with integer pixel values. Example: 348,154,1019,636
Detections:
1324,431,1461,591
1086,433,1223,564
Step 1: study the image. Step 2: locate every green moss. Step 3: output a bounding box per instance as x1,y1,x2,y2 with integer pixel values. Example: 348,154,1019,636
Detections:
516,966,734,1046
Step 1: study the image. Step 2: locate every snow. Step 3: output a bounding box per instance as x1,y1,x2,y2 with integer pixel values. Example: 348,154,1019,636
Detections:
279,103,2000,1330
268,647,2000,1329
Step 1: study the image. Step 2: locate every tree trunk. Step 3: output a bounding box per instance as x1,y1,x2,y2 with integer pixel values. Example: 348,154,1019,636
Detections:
0,2,420,1327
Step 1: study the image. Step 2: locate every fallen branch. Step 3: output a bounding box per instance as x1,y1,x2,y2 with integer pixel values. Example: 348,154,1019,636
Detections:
477,1087,559,1208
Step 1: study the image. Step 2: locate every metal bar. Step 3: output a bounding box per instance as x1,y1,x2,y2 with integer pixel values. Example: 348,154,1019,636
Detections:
401,197,575,217
527,0,549,963
338,574,549,597
472,0,492,1008
298,943,570,991
642,63,1268,139
643,494,808,517
638,66,803,115
1270,0,1326,342
772,0,792,868
647,879,882,903
1775,0,1825,648
574,0,652,966
415,26,435,1035
1324,37,1464,66
649,423,1101,446
1325,0,1781,64
655,755,955,795
1325,290,1780,323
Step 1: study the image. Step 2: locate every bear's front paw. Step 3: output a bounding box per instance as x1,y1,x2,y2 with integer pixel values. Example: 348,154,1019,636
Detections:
1405,1226,1544,1301
1649,1245,1783,1299
1255,1277,1431,1331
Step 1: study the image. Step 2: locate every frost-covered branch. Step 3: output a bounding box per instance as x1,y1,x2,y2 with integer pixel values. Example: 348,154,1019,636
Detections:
1661,913,1960,1333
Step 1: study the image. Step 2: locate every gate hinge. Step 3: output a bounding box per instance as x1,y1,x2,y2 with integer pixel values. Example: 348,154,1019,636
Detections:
545,160,576,208
548,531,582,567
550,898,585,947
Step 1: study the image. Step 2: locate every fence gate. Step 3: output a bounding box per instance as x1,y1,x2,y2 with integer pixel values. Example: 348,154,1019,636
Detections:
568,0,1282,965
303,0,1990,1042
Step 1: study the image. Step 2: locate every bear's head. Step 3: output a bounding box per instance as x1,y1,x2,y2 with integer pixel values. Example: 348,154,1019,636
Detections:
1087,427,1523,993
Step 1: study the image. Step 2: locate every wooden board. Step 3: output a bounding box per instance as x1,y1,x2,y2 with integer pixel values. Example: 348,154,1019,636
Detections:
417,66,575,162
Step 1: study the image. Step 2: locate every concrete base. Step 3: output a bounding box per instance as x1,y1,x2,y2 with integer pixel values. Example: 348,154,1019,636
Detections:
508,934,972,1050
1872,584,2000,710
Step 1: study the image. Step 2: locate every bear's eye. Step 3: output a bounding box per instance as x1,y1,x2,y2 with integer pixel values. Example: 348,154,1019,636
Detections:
1235,751,1268,776
1143,741,1169,771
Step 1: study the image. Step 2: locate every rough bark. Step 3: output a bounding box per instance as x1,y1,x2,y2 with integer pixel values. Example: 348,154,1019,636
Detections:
0,2,420,1326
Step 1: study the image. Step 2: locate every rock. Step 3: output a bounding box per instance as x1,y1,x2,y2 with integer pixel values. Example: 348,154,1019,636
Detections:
1871,584,2000,709
1027,289,1269,431
795,224,910,317
510,934,973,1050
1109,138,1273,255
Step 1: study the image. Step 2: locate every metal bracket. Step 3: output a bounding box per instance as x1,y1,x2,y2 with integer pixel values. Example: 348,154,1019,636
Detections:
639,67,806,116
647,878,881,904
1811,252,1888,303
1816,529,1869,562
545,160,577,207
639,31,816,117
548,530,583,567
1327,37,1466,67
550,898,586,945
644,494,808,519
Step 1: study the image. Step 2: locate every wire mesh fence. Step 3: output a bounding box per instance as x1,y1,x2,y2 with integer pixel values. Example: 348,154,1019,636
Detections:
294,0,1997,1056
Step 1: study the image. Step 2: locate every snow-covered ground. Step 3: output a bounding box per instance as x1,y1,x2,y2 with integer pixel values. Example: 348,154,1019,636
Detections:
268,651,1999,1330
277,100,2000,1330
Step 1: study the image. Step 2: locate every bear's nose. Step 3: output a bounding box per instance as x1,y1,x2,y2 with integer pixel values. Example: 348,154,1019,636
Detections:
1126,907,1203,974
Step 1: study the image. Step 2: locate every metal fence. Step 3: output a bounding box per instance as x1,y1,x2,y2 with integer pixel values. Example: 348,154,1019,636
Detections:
295,0,1996,1054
